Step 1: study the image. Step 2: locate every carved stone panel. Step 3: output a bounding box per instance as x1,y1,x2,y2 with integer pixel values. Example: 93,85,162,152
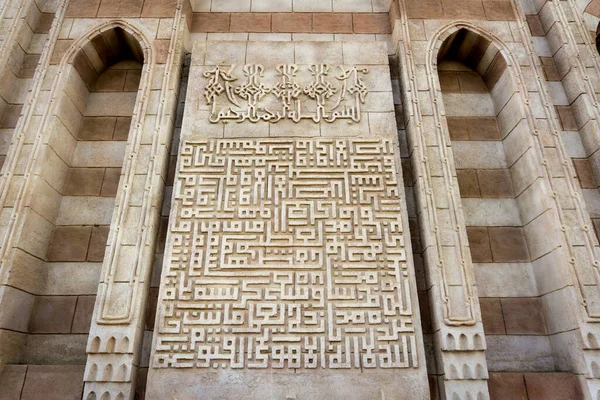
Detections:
154,138,415,369
148,139,427,398
147,41,428,400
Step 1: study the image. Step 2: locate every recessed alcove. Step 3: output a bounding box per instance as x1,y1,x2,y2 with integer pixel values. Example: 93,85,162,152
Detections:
436,28,554,372
5,26,146,367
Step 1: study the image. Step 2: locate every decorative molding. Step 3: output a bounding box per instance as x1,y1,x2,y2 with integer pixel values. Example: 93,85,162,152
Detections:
81,5,187,399
85,20,155,326
203,64,369,123
0,0,32,75
513,0,600,396
399,19,480,326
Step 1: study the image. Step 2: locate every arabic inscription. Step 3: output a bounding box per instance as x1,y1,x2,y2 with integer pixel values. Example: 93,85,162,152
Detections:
153,139,417,369
202,64,369,124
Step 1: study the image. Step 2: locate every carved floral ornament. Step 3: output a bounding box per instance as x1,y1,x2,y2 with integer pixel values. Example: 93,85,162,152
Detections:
202,64,369,124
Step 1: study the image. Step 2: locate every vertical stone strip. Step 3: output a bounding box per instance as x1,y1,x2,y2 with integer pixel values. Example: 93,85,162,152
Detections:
392,2,489,398
0,0,56,271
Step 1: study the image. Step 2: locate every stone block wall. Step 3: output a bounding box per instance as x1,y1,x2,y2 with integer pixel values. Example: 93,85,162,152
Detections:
0,364,85,400
395,0,600,396
0,0,184,397
525,3,600,245
488,372,585,400
0,0,57,174
439,52,553,372
21,58,142,366
144,38,428,399
0,0,599,398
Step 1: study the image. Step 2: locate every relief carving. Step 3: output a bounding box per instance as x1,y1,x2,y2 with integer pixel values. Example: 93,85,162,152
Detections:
153,139,418,370
203,64,369,124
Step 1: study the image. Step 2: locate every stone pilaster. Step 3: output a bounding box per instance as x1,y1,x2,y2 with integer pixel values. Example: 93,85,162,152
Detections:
391,4,490,397
82,11,187,400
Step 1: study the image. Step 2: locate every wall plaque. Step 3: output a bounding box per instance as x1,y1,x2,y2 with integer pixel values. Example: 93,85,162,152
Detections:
153,139,416,370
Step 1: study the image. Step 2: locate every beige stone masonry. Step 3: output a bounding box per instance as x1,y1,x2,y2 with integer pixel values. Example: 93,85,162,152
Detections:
393,0,600,395
82,17,185,400
578,0,600,31
0,0,68,369
0,1,599,399
393,14,490,399
184,40,395,141
0,0,58,176
389,0,596,396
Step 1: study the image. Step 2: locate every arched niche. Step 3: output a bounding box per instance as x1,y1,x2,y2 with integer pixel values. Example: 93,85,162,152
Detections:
428,24,574,374
7,21,155,365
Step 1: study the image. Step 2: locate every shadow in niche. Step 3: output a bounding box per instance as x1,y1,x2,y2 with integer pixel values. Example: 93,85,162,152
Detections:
597,22,600,55
431,28,599,396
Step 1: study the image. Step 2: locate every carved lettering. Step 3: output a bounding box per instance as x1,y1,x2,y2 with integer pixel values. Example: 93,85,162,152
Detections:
202,64,369,124
153,139,417,370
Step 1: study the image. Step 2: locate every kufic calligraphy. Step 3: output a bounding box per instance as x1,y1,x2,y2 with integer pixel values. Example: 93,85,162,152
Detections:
153,139,418,370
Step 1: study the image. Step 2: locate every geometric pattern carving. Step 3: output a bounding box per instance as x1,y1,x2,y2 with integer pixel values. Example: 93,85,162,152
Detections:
153,139,418,369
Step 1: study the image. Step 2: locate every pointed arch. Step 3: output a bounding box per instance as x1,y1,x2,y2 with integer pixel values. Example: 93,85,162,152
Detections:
427,22,518,90
60,20,154,70
431,22,600,318
425,24,600,395
424,22,559,378
421,21,527,327
54,20,156,139
45,19,161,326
